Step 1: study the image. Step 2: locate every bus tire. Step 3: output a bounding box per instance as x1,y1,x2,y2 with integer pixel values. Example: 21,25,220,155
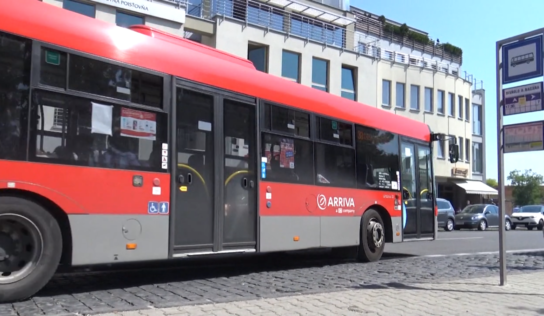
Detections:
0,196,62,303
357,208,385,262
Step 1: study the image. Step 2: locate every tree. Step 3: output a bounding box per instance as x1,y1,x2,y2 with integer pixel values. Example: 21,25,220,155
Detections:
486,178,498,188
507,169,544,206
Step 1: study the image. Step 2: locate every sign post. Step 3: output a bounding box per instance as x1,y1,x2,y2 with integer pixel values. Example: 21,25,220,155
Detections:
496,29,544,286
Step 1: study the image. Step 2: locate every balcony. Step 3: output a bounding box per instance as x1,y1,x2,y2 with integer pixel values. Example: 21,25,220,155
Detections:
176,0,474,82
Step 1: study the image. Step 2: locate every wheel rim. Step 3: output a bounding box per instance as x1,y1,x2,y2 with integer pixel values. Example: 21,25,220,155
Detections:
480,220,486,230
447,220,454,230
505,220,511,230
0,213,43,284
367,219,384,250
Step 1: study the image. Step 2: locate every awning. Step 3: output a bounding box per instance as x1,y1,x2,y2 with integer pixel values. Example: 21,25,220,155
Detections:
258,0,356,26
453,180,498,195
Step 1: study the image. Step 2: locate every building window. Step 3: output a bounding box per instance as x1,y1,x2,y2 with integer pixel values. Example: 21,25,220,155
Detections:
355,125,400,190
465,139,470,162
248,44,268,73
396,82,405,108
410,85,419,110
473,104,482,135
472,142,482,173
281,50,300,82
382,80,391,106
311,58,328,92
341,66,356,101
458,95,463,119
63,0,95,17
424,87,433,112
448,92,455,117
437,139,444,158
116,11,144,28
437,90,445,114
465,98,470,121
458,136,463,160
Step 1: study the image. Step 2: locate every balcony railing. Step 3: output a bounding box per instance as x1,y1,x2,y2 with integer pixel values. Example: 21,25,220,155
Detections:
178,0,475,83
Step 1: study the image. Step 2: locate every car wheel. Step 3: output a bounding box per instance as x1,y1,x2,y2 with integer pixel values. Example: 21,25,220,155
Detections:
538,220,544,231
445,219,454,231
505,219,512,231
478,219,487,231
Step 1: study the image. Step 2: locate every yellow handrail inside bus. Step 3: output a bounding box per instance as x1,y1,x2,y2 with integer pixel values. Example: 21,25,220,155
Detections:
177,163,209,196
402,187,412,199
420,188,429,196
225,170,249,186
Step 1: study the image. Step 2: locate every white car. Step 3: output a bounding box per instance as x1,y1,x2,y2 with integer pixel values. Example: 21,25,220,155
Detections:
511,205,544,230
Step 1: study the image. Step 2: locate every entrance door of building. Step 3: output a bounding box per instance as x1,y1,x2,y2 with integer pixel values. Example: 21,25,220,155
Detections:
400,139,435,239
171,81,258,256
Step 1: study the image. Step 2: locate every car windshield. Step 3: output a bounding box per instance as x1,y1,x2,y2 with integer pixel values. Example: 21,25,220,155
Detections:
519,206,542,213
461,205,485,214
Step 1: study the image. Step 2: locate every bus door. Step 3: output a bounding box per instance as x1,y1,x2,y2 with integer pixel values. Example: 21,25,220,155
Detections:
171,81,258,256
400,139,435,240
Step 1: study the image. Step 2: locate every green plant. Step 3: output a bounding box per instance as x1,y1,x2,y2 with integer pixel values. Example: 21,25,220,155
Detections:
378,15,386,24
442,43,463,57
399,23,409,36
407,31,431,45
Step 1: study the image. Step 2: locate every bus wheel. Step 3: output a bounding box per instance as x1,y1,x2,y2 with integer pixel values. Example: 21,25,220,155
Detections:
0,196,62,303
357,209,385,262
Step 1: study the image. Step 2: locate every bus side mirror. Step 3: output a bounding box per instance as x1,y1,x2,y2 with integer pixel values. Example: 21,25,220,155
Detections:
449,144,459,163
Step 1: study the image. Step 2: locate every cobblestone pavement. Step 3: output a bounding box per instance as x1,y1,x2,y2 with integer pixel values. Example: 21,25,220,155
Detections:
1,251,543,316
95,270,544,316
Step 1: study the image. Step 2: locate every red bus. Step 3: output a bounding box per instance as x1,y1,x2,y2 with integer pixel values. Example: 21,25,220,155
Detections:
0,0,458,303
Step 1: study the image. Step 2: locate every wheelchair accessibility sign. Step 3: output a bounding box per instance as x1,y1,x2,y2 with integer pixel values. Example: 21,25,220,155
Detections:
148,201,169,215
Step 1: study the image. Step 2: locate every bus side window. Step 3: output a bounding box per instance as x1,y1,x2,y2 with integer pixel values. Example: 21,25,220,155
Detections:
261,133,313,185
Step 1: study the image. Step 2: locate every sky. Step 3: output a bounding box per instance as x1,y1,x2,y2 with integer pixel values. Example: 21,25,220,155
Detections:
351,0,544,184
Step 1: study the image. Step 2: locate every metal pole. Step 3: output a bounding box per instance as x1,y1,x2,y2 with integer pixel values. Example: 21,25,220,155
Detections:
496,41,507,286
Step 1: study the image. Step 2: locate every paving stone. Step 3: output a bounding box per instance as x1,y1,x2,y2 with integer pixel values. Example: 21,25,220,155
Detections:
1,251,544,315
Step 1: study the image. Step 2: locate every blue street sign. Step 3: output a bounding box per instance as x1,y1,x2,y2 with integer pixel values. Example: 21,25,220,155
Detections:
502,35,543,84
159,202,169,214
148,201,159,214
503,82,543,116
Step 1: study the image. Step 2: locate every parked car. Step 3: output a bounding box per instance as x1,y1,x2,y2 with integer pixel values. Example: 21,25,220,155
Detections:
510,205,544,230
437,198,455,231
454,204,512,231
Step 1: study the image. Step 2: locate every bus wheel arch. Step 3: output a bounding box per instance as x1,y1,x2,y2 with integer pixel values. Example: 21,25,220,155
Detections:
0,189,72,267
357,206,391,262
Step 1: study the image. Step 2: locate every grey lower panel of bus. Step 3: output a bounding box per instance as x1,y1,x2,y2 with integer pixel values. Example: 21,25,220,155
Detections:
68,214,169,266
259,215,404,252
259,216,359,252
391,215,402,243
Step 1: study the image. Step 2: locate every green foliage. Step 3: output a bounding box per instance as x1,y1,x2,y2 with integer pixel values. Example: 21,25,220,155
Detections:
378,15,386,24
486,178,498,188
442,43,463,57
407,31,432,45
507,169,544,206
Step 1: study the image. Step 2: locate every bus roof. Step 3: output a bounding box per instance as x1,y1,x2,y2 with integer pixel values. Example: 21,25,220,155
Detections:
128,25,256,70
2,0,431,142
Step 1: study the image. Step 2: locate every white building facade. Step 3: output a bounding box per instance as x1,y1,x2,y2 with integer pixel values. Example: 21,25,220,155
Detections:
43,0,494,209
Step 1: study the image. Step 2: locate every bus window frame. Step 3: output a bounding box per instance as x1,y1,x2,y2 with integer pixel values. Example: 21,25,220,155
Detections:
313,114,356,188
31,41,172,115
28,40,172,170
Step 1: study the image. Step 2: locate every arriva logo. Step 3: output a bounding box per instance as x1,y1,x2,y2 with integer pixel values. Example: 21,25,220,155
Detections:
316,194,355,210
